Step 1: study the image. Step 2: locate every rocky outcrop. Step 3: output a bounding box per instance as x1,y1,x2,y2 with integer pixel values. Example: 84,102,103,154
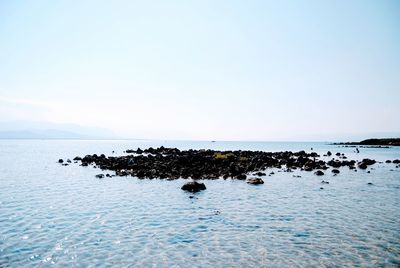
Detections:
246,177,264,185
181,181,206,192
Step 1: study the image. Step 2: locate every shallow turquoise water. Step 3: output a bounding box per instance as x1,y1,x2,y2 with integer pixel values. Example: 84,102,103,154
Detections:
0,140,399,267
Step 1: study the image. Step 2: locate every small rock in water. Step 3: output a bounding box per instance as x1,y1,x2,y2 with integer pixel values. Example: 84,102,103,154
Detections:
321,180,329,184
247,177,264,185
95,174,105,179
58,159,63,163
254,172,266,176
358,158,376,169
386,160,392,163
181,181,206,192
358,163,368,169
320,187,324,190
332,169,340,174
67,159,72,163
314,170,324,176
367,182,373,185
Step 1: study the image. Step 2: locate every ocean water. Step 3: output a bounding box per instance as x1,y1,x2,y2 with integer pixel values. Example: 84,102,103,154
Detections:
0,140,399,267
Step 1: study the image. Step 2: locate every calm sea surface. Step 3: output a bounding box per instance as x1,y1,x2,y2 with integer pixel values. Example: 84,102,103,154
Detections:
0,140,399,267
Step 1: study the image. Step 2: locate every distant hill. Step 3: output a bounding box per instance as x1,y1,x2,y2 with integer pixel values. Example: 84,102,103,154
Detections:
335,138,400,146
0,120,116,139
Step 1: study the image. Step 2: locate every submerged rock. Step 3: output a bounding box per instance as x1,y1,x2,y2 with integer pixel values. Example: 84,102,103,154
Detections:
314,170,324,176
181,181,206,192
95,174,104,179
246,177,264,185
332,169,340,174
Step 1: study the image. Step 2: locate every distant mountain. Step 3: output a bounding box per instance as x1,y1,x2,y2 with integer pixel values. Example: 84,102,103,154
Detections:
0,120,116,139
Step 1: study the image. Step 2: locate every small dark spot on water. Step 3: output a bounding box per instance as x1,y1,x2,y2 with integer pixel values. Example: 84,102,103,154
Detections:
294,232,310,238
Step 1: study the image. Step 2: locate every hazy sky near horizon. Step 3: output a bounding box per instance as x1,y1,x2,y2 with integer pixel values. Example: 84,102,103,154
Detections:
1,0,399,140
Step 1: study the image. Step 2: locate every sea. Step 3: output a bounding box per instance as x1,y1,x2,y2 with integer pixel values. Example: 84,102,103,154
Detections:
0,140,399,267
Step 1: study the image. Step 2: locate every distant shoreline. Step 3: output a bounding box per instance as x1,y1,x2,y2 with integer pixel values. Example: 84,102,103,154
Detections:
333,138,400,147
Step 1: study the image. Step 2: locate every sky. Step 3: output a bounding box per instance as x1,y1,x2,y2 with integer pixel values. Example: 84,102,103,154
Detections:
0,0,399,141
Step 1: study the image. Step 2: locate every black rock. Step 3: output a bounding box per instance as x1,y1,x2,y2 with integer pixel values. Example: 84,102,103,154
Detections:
181,181,206,192
386,160,392,163
332,169,340,174
95,174,104,179
58,159,64,163
327,151,332,156
321,180,329,184
314,170,324,176
358,163,368,169
247,177,264,185
367,182,373,185
393,159,400,164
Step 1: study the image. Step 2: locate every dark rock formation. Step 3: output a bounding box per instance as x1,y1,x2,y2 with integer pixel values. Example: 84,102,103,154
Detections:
247,177,264,185
314,170,324,176
181,181,206,192
358,158,376,169
70,147,378,182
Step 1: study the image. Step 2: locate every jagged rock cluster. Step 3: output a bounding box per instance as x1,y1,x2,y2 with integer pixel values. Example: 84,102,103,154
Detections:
70,147,380,181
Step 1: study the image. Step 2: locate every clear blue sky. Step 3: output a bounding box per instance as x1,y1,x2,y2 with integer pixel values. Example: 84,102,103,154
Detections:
0,0,399,140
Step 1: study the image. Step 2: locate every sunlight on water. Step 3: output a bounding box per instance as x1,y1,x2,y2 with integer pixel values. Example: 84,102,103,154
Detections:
0,140,399,267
